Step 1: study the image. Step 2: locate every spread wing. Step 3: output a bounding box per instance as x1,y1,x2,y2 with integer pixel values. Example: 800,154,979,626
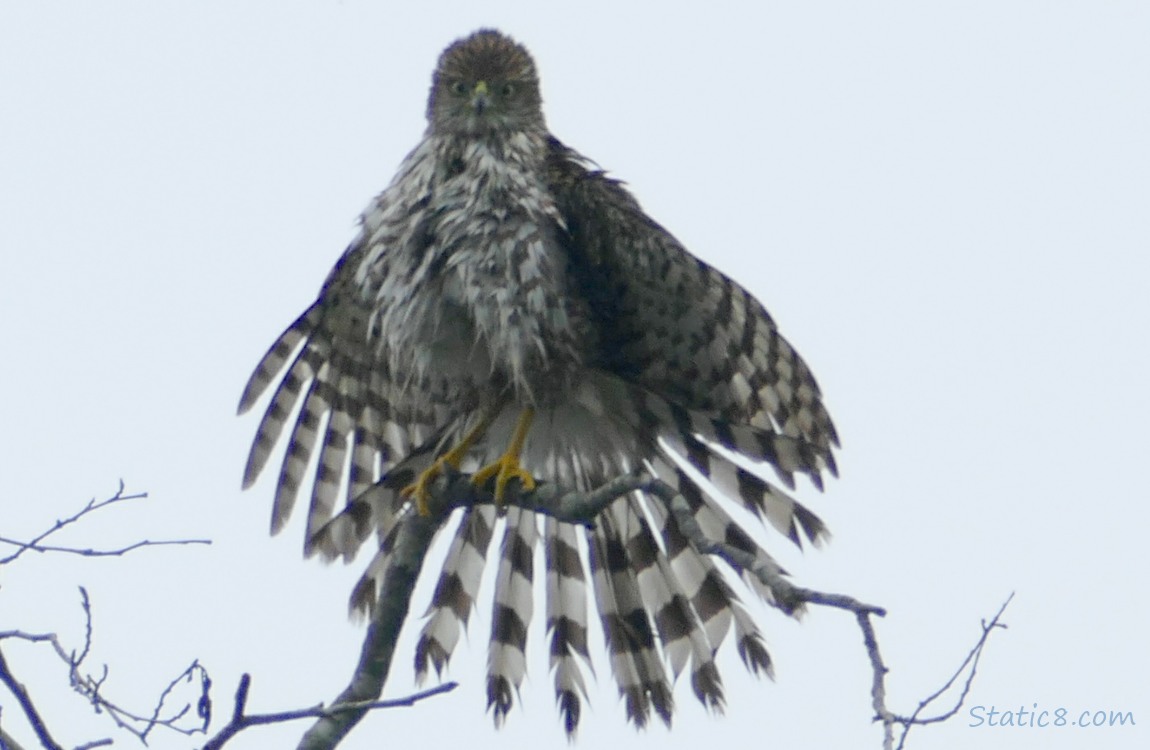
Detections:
236,236,449,553
547,137,839,470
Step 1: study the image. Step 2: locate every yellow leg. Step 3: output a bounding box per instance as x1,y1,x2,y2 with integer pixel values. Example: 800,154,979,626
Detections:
402,412,496,516
471,407,537,505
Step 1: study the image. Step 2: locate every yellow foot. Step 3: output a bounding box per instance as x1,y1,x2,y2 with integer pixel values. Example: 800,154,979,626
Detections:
400,408,503,515
472,407,536,505
472,454,537,505
401,457,454,516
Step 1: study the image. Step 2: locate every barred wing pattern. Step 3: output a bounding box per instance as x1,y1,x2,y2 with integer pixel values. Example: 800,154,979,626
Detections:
547,138,839,464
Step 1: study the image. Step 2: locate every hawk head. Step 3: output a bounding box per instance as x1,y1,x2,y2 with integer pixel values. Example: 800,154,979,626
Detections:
427,29,545,136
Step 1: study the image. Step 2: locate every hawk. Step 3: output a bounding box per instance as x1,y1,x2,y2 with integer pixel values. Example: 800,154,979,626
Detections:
239,29,839,735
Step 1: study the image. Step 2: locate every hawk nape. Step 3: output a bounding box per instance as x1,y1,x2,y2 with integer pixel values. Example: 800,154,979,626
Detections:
239,28,839,735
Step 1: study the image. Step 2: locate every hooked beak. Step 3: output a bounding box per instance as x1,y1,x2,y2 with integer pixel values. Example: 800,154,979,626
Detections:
471,80,489,115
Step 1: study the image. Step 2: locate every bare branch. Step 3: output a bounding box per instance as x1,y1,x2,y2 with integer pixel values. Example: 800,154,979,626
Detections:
0,646,66,750
0,537,211,558
0,724,31,750
0,589,210,745
201,674,457,750
0,481,209,566
72,740,113,750
1,482,217,748
295,508,445,750
425,465,643,524
855,609,895,750
2,473,1003,750
652,476,885,616
890,593,1014,749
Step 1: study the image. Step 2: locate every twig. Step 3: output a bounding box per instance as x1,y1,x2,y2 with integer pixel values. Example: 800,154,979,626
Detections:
0,538,210,558
72,740,113,750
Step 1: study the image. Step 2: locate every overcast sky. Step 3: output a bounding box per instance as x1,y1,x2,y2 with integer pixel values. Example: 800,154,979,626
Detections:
1,2,1147,749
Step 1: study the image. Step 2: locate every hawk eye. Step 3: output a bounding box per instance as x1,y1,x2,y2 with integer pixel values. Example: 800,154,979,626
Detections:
450,81,469,96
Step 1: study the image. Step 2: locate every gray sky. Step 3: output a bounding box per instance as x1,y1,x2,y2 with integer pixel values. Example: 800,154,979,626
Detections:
2,2,1147,749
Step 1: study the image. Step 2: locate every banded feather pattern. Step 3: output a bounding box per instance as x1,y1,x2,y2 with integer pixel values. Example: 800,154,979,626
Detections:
544,517,591,733
588,508,674,728
239,28,842,736
487,507,538,723
415,505,496,676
